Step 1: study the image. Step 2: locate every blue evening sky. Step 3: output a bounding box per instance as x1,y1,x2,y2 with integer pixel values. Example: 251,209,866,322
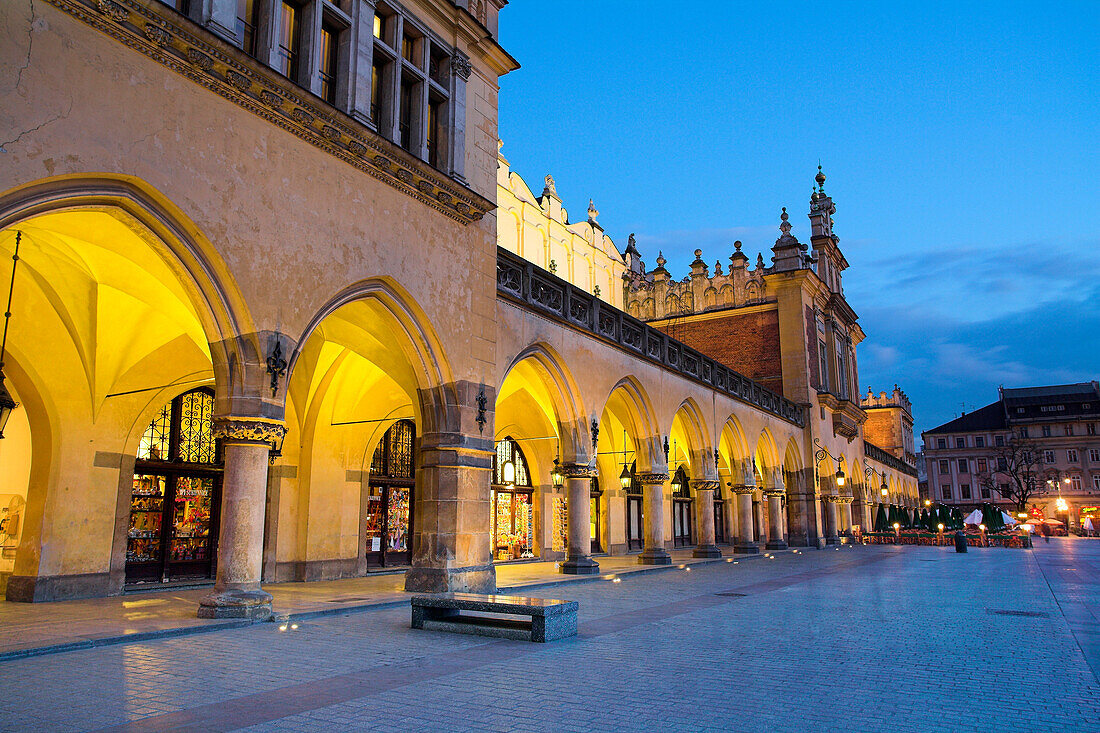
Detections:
497,0,1100,440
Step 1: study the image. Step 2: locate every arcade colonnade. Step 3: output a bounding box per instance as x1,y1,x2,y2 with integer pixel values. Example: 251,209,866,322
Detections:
0,178,919,616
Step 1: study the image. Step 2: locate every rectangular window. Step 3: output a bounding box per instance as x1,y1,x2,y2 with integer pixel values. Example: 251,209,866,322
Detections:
370,59,385,123
941,485,952,500
1019,427,1029,438
997,457,1007,471
1094,476,1100,491
373,12,384,40
277,1,301,80
956,437,965,449
1090,449,1100,463
958,459,968,473
1069,476,1082,491
1042,425,1052,437
977,458,987,473
402,32,416,63
819,341,829,392
398,77,414,150
1065,425,1074,436
938,460,949,474
961,484,971,499
426,95,442,167
975,436,985,448
995,435,1005,447
235,0,259,57
1044,450,1056,463
980,485,991,499
318,24,339,104
1088,423,1096,436
1068,449,1079,463
998,482,1009,496
937,438,947,449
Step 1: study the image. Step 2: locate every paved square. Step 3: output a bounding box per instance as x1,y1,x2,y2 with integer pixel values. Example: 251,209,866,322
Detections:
2,541,1098,732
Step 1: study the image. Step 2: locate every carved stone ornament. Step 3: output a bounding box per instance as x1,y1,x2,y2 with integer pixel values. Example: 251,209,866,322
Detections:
213,417,287,444
561,463,597,479
259,90,282,107
291,108,314,125
636,472,670,485
226,70,251,91
97,0,128,21
689,480,720,491
348,140,366,156
763,488,786,498
186,48,214,70
730,484,756,495
450,53,473,81
322,125,341,141
144,23,170,47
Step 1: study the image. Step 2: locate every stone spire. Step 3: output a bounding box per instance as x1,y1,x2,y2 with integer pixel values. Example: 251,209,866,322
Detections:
809,165,836,245
624,233,643,274
587,198,600,227
771,206,807,272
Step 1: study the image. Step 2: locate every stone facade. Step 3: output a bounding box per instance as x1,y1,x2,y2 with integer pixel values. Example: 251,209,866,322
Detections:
922,382,1100,531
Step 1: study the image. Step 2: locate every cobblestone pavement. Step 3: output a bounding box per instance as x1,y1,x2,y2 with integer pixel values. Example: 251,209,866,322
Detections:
2,541,1098,733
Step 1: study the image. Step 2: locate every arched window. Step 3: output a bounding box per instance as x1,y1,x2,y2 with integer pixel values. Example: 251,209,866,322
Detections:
493,436,531,486
365,419,416,567
491,437,533,561
128,387,221,586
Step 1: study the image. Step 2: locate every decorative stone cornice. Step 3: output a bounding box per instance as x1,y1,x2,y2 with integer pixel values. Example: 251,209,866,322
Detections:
51,0,493,225
561,463,597,478
823,494,853,504
689,480,720,491
214,416,287,445
730,484,756,495
636,472,670,485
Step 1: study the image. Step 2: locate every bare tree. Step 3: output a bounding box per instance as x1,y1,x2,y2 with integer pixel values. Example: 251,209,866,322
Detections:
975,434,1048,513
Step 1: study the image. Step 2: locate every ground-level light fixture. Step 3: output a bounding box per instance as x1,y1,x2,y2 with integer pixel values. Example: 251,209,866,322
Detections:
924,499,932,507
937,523,945,531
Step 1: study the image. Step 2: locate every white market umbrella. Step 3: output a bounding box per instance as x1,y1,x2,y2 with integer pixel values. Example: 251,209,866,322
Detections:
1002,512,1018,525
963,509,983,525
1084,518,1095,532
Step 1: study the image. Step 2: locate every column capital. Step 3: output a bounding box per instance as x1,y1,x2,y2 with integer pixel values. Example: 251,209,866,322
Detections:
823,494,853,504
690,480,720,491
730,484,755,495
637,472,670,485
213,416,286,445
561,463,597,478
763,488,786,498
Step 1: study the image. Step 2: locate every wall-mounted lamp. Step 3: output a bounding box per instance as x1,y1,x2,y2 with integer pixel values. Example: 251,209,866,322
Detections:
551,457,564,488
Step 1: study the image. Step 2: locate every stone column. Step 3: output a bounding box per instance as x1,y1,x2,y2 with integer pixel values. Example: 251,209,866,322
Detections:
692,480,722,558
561,465,599,575
823,494,840,545
733,486,758,554
765,489,788,550
637,473,671,565
199,417,286,620
838,496,854,536
404,427,496,593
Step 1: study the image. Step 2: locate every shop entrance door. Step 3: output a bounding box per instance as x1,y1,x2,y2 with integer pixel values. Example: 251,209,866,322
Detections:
626,495,643,552
126,389,221,586
672,497,693,547
714,499,727,544
364,484,412,567
365,420,417,568
491,487,533,560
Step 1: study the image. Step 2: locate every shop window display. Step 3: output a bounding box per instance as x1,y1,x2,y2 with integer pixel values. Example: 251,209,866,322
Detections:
491,437,534,560
625,462,643,552
671,465,694,547
127,388,221,585
365,420,416,567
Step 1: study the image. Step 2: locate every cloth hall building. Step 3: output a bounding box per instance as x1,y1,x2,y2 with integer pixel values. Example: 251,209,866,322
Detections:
0,0,917,619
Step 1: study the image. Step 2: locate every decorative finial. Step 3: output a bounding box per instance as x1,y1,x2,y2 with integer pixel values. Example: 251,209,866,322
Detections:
734,240,742,251
815,165,826,192
779,207,792,235
587,198,599,223
756,253,765,268
542,174,557,196
628,232,636,247
714,260,723,276
656,251,666,267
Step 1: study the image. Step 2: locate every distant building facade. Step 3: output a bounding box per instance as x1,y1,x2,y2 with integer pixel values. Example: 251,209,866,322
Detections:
922,382,1100,530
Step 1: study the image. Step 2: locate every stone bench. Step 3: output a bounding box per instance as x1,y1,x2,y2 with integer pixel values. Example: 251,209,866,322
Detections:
411,592,578,643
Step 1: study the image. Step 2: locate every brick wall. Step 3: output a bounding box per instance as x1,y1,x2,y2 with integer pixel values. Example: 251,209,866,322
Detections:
656,309,784,396
864,408,902,456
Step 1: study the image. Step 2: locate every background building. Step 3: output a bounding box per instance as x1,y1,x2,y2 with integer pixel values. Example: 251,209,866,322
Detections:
922,382,1100,530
